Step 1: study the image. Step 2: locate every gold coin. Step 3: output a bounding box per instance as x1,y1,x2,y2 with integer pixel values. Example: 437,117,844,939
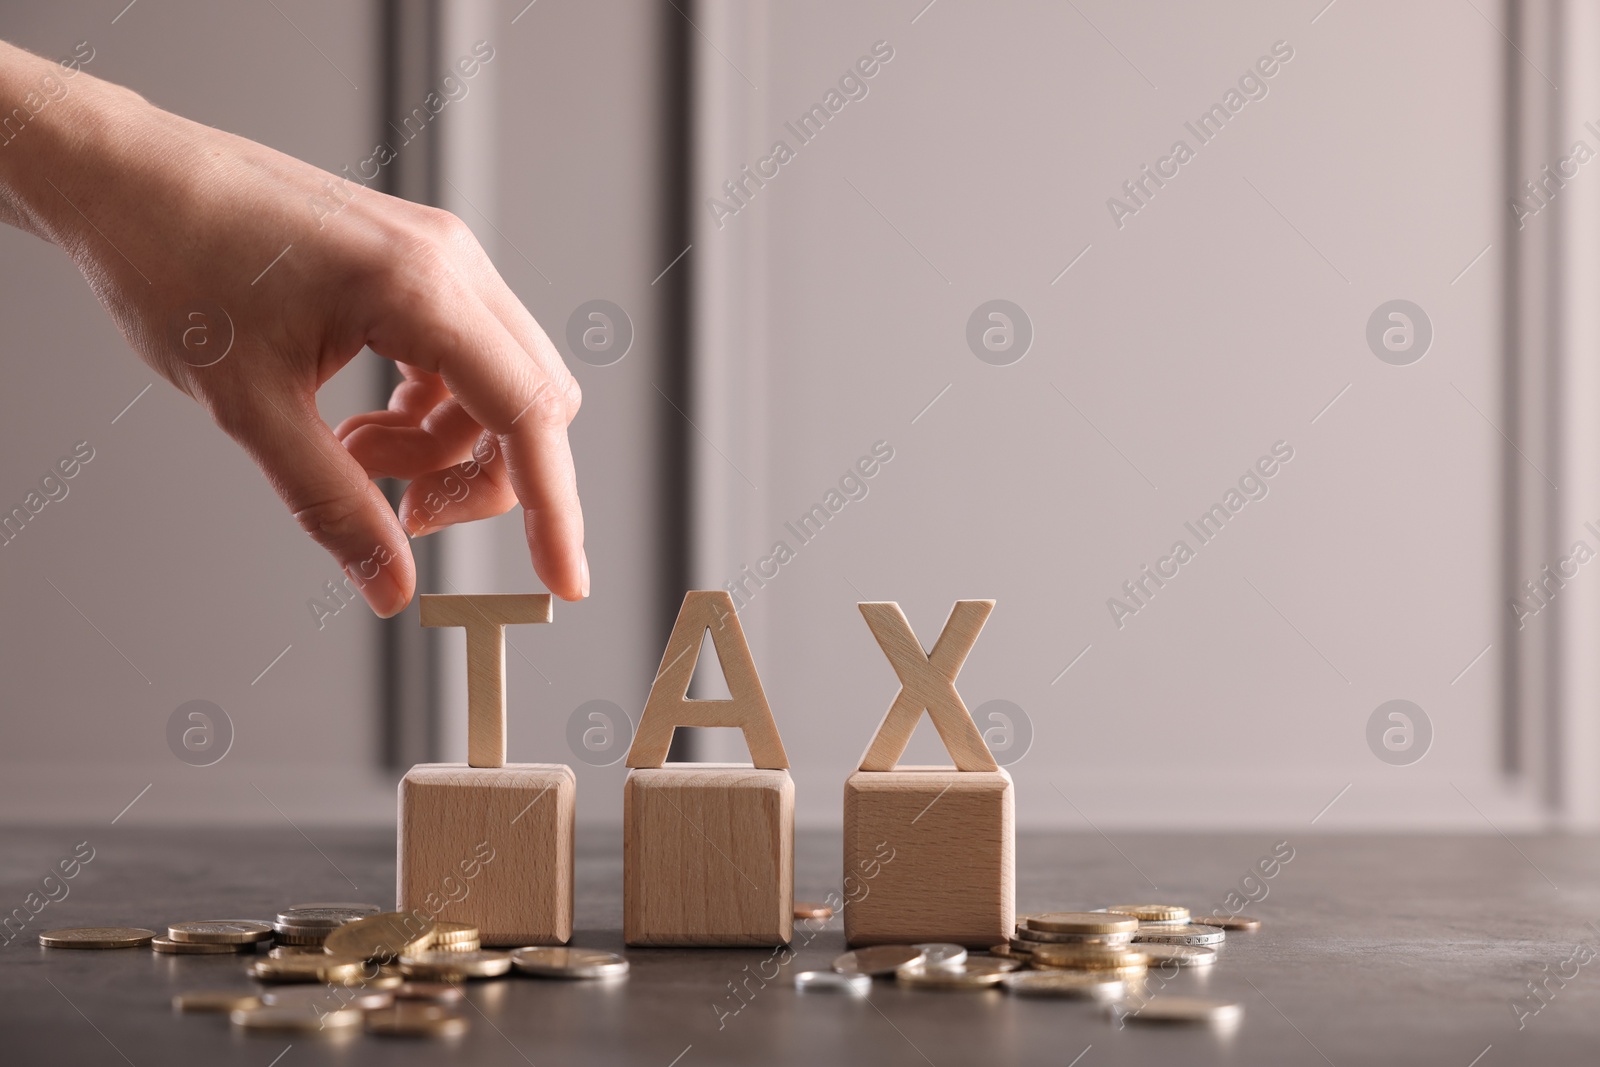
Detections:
230,1004,364,1033
248,955,369,984
1015,922,1134,946
398,949,512,980
152,936,249,955
1002,970,1124,1000
1029,943,1149,972
794,901,834,920
323,912,435,962
168,920,274,944
832,945,924,976
509,947,630,979
432,922,479,945
1191,914,1261,931
1106,904,1190,924
364,1004,469,1038
435,939,482,954
1028,912,1139,935
39,927,155,949
1117,995,1243,1027
396,982,466,1004
172,991,262,1013
896,958,1017,990
363,971,405,990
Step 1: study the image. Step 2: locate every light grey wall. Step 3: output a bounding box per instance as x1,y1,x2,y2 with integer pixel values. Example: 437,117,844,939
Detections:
692,0,1527,828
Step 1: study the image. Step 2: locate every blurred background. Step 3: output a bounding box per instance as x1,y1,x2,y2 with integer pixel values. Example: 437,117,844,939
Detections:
0,0,1589,834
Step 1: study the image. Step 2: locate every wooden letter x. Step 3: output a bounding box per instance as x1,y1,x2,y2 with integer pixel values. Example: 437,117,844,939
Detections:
420,594,552,769
857,600,998,772
626,591,789,769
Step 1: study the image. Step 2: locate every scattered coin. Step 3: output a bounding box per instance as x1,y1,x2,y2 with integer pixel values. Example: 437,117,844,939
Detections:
262,985,395,1011
896,958,1018,990
1106,904,1190,925
794,901,834,920
270,944,324,958
396,982,467,1004
794,970,871,994
272,905,380,943
510,947,631,979
1029,944,1149,975
152,936,250,955
1028,912,1139,935
1117,995,1243,1027
172,991,262,1013
248,955,368,985
1192,914,1261,931
285,902,382,917
39,927,155,949
1132,923,1225,946
913,943,968,968
324,913,435,963
168,920,274,945
231,1004,364,1033
398,949,512,980
1002,970,1125,1000
364,1003,469,1038
1015,922,1134,946
1134,943,1217,968
833,945,925,977
271,928,329,946
432,922,479,945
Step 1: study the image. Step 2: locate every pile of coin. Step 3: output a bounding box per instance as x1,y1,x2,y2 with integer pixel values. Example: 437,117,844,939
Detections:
40,901,631,1042
802,902,1260,1029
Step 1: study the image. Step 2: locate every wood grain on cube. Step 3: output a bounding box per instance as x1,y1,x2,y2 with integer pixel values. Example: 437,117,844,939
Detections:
398,763,574,947
843,766,1013,947
624,764,793,946
419,594,552,769
626,590,788,770
857,601,997,772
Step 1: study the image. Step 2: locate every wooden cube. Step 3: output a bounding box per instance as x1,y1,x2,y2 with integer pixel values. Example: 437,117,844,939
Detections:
398,763,575,947
843,766,1014,947
623,764,793,946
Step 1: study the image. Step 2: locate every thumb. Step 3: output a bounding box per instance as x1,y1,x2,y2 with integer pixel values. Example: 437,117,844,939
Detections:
229,384,416,618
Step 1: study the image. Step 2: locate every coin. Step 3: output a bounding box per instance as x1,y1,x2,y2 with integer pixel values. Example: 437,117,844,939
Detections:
1028,912,1139,935
270,944,324,958
1105,904,1190,924
39,927,155,949
168,920,274,944
432,922,479,945
991,942,1026,958
362,971,405,990
152,936,250,955
1015,922,1134,947
364,1003,469,1038
510,946,631,979
1191,914,1261,931
248,955,369,984
913,943,968,968
1135,944,1217,968
324,913,435,962
794,969,871,994
1132,923,1225,946
794,901,834,920
435,939,482,954
1029,944,1149,973
173,991,262,1013
833,945,925,976
231,1004,364,1033
283,902,382,918
1002,970,1124,1000
272,905,378,940
271,928,329,945
396,982,466,1004
398,949,512,980
262,986,395,1011
896,958,1017,990
1118,995,1243,1027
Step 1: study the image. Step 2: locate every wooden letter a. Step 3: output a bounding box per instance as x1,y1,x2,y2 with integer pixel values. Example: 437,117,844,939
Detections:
625,591,789,769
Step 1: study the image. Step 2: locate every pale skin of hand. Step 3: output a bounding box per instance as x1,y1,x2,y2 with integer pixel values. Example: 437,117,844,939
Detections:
0,41,588,614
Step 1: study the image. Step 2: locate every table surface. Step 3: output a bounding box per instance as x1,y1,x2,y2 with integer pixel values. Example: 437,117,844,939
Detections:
1,825,1596,1066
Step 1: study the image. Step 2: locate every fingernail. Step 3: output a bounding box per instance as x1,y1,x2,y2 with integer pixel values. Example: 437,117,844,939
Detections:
347,562,407,619
580,553,591,598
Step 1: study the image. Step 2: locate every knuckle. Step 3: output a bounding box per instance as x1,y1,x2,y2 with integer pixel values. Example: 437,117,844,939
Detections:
519,379,571,430
290,492,369,552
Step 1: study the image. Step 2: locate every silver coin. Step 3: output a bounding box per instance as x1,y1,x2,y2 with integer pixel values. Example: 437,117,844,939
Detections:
833,945,925,977
1117,995,1243,1027
1132,924,1225,946
509,947,630,979
1015,924,1134,947
794,970,871,994
1002,970,1124,1000
1134,944,1217,968
285,902,382,916
912,943,968,968
274,905,381,931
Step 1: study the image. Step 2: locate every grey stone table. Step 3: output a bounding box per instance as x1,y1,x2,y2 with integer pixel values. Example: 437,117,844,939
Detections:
1,826,1596,1065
